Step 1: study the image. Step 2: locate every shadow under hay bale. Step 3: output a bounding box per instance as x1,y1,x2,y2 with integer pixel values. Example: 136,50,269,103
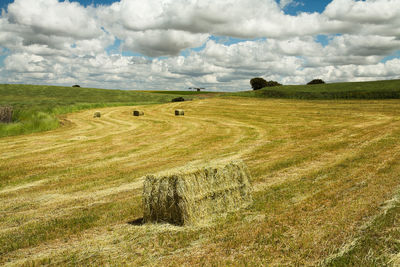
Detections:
133,110,144,116
93,111,101,118
0,106,13,123
143,161,253,226
175,109,184,116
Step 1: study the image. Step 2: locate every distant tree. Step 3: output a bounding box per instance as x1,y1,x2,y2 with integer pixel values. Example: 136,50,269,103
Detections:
307,79,325,85
72,84,80,87
250,77,268,90
250,78,282,90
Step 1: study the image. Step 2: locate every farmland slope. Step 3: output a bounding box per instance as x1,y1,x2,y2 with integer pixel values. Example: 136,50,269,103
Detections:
0,84,202,138
235,79,400,99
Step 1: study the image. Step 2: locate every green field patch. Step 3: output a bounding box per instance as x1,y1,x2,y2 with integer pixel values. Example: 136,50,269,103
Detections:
0,84,191,138
233,79,400,100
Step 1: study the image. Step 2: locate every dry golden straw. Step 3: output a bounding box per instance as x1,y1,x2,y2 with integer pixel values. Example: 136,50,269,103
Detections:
143,160,253,226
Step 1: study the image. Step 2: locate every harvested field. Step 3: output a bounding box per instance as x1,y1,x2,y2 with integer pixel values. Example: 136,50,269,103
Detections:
1,97,400,265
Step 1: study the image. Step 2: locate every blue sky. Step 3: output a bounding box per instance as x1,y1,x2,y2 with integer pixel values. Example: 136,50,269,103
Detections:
284,0,332,14
0,0,399,91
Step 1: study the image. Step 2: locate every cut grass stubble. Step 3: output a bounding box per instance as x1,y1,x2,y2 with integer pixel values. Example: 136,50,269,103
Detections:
2,98,400,265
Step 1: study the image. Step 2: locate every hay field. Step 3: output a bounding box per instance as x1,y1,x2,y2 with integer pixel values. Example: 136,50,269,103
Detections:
0,83,193,138
1,97,400,265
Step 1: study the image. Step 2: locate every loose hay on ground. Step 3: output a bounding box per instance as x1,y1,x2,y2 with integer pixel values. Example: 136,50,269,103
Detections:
143,160,253,226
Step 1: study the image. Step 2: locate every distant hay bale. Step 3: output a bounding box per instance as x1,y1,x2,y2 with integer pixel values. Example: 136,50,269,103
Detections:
72,84,81,87
0,106,13,123
143,160,253,226
175,109,184,116
93,111,101,118
133,110,144,116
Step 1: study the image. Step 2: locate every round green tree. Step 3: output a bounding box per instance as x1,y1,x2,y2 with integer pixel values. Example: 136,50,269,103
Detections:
250,77,268,90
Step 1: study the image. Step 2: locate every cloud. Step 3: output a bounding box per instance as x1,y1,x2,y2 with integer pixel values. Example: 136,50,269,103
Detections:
279,0,303,9
7,0,101,39
322,0,400,37
122,30,209,57
98,0,323,41
0,0,399,91
324,0,400,24
0,0,113,57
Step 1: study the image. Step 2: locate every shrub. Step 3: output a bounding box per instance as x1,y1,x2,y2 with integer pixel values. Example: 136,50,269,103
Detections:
171,97,185,102
250,77,268,90
265,80,282,87
0,106,13,123
250,78,282,90
307,79,325,85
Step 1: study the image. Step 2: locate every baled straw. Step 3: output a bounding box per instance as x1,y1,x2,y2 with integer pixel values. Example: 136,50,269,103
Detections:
175,109,184,116
133,110,144,116
143,160,252,225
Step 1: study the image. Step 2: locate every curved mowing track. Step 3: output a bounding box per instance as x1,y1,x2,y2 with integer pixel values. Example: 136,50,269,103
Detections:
1,98,400,266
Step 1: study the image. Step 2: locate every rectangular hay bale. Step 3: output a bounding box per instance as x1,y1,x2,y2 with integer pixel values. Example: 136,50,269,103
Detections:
93,111,101,118
143,161,252,225
0,106,13,123
133,110,144,116
175,109,184,116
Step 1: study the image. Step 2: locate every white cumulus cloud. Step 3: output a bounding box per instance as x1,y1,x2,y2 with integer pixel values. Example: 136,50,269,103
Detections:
0,0,399,91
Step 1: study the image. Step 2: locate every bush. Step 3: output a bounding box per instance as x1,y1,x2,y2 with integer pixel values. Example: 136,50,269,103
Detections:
72,85,80,87
250,78,282,90
171,97,185,102
0,106,13,123
265,80,282,87
250,78,268,90
307,79,325,85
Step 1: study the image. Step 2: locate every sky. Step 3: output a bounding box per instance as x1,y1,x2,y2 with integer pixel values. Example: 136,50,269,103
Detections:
0,0,399,91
